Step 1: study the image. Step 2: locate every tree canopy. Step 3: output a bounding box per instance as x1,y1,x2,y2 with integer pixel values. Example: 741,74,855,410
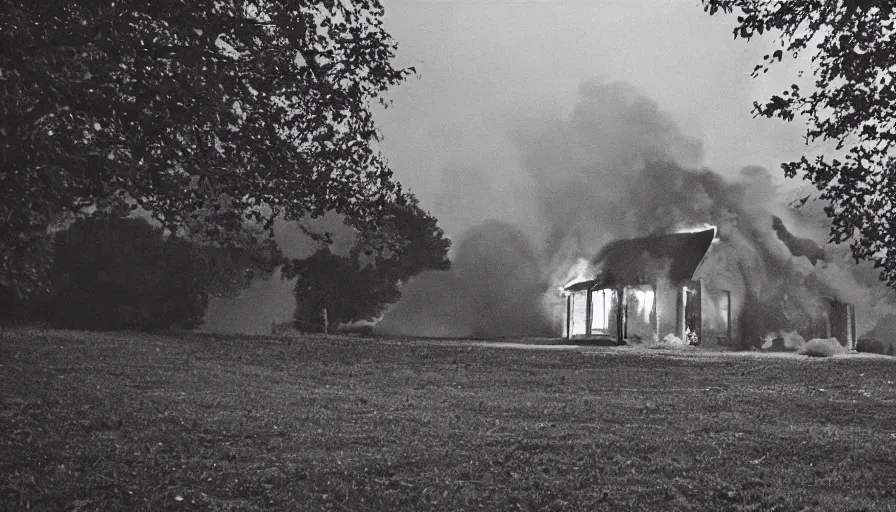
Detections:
284,195,450,332
0,215,284,330
50,216,211,330
703,0,896,286
0,0,413,297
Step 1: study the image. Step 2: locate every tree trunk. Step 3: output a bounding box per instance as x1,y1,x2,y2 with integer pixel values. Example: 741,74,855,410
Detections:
322,308,328,335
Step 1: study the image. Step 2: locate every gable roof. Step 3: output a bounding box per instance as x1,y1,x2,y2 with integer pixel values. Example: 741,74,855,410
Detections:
564,228,716,292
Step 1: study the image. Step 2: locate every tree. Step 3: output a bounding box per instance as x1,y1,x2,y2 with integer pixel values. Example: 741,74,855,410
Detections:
49,217,196,329
285,247,401,332
357,194,452,281
702,1,896,286
284,195,451,332
43,215,283,330
0,0,413,297
189,226,286,299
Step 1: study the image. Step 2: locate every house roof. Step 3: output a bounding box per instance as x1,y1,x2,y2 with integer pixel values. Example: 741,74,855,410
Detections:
564,228,716,292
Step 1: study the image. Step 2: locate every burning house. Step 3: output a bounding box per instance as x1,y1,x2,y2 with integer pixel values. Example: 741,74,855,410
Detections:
562,226,858,348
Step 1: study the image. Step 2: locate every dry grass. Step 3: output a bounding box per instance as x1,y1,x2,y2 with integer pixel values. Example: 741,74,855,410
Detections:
2,328,896,511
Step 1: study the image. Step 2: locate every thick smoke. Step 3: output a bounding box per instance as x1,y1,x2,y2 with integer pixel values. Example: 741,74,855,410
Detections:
377,78,896,342
376,221,552,337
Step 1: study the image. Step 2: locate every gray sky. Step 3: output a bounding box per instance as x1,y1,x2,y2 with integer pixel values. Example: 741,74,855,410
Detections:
375,0,817,239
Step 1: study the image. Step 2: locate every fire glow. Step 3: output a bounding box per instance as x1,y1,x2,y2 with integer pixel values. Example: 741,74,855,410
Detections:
675,223,717,236
632,288,654,321
560,258,595,293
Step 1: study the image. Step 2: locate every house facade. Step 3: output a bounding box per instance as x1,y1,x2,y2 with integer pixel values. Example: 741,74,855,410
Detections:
562,227,856,348
563,228,730,345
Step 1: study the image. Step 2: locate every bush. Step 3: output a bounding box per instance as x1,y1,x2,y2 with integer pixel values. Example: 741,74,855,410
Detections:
49,217,208,330
799,338,846,358
856,338,896,356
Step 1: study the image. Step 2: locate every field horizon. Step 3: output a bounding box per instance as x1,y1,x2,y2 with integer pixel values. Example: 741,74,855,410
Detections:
2,328,896,511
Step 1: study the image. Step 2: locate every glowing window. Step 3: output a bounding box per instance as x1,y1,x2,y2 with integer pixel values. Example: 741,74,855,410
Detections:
591,289,612,331
570,292,587,336
719,290,731,337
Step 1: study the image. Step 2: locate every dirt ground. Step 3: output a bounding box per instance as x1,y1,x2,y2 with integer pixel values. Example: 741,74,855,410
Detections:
2,328,896,511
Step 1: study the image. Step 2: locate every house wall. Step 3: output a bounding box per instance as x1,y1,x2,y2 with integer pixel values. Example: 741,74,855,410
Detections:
565,274,747,347
565,288,625,341
624,285,657,343
568,291,588,337
606,290,621,339
827,300,857,349
694,247,745,347
700,284,736,346
590,288,614,334
655,279,679,341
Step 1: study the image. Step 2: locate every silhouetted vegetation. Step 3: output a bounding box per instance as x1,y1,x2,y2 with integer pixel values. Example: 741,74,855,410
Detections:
1,215,283,330
285,248,401,332
703,0,896,287
49,217,208,330
285,196,451,332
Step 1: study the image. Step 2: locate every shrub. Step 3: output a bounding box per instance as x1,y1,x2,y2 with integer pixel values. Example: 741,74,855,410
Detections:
799,338,846,358
856,338,896,357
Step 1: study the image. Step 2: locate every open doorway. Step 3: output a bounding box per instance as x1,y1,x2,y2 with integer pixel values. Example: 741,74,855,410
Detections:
682,281,701,345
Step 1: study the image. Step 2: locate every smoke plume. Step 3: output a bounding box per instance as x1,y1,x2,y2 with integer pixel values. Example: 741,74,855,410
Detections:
376,78,896,342
376,221,552,337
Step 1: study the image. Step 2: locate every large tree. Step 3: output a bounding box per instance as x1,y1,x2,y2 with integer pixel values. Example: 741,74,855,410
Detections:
702,0,896,286
0,0,412,298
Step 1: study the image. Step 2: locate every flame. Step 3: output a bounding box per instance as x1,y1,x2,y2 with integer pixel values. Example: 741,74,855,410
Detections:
674,223,717,235
630,288,655,321
561,258,593,290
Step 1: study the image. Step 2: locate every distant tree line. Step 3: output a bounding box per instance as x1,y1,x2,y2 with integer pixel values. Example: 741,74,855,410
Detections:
0,200,450,333
0,215,283,330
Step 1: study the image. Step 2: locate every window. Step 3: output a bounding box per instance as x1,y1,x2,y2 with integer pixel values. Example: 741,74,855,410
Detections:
591,289,612,332
719,290,731,339
570,292,587,336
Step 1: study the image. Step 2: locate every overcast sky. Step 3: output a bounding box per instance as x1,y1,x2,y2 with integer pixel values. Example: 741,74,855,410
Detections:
374,0,819,239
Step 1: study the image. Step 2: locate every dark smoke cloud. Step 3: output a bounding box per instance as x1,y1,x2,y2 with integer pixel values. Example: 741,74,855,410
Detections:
771,215,824,264
518,80,704,252
378,78,896,342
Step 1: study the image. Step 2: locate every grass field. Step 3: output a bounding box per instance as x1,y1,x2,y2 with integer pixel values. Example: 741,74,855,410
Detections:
2,329,896,511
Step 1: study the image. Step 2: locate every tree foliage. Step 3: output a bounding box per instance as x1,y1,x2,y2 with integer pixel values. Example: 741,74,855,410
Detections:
3,215,283,330
703,0,896,286
356,194,452,281
284,196,450,331
49,217,206,330
0,0,412,297
285,248,401,331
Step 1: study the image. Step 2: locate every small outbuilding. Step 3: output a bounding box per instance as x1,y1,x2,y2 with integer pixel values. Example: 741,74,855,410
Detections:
563,227,857,348
563,228,728,345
